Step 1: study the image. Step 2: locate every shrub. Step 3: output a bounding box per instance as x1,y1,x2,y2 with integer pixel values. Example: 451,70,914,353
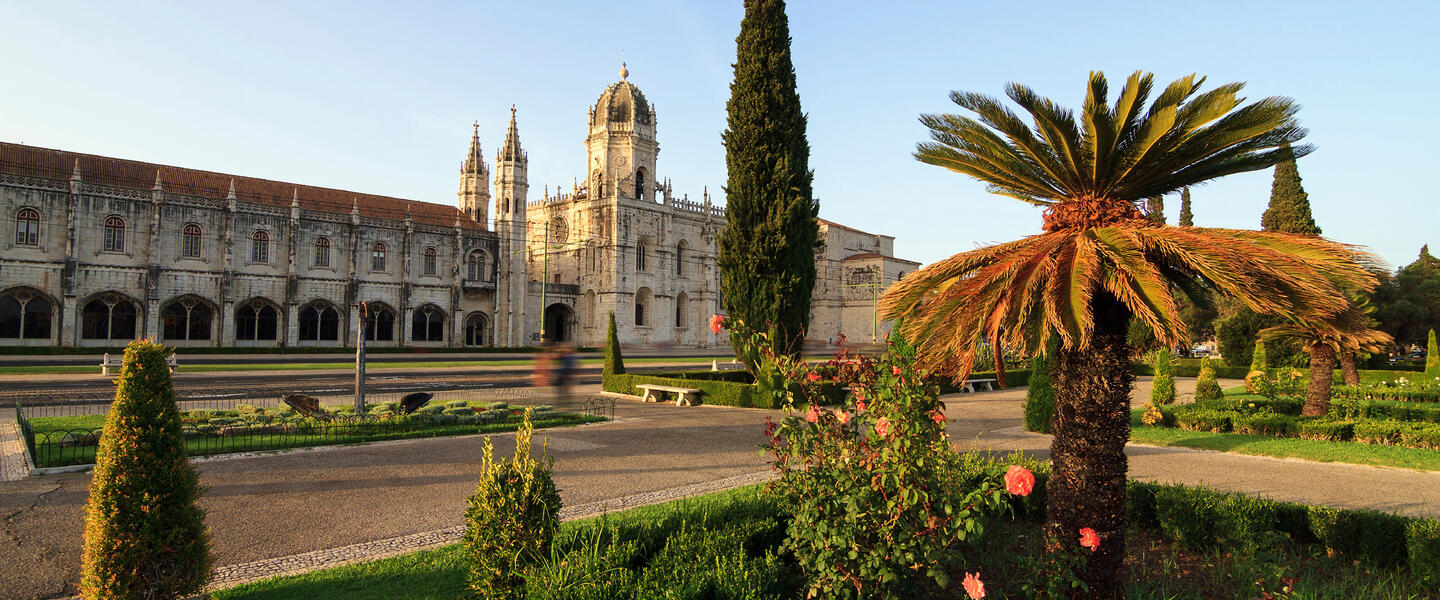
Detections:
1141,402,1165,426
604,311,625,376
490,403,509,410
1232,412,1295,436
464,408,561,599
1308,506,1409,567
1408,519,1440,583
1173,408,1232,432
1154,484,1216,548
1194,359,1224,403
79,340,210,600
236,403,258,414
443,406,474,416
1023,344,1057,433
1150,349,1176,405
1295,419,1354,441
444,400,469,409
1427,329,1439,377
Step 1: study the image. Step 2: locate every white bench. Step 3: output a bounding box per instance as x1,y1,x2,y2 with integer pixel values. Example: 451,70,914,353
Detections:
961,378,997,393
101,353,178,376
634,383,703,406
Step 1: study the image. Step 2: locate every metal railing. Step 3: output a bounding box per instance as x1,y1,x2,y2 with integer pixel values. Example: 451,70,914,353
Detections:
16,384,614,469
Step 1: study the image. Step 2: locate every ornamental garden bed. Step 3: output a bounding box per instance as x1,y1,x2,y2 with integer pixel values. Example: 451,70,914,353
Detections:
211,455,1440,600
18,399,605,469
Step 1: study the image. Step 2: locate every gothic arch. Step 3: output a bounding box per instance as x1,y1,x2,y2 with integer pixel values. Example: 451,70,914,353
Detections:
298,299,342,343
235,297,282,343
79,290,142,343
463,311,490,347
634,287,652,327
361,301,398,342
0,286,56,343
160,294,217,343
411,303,446,343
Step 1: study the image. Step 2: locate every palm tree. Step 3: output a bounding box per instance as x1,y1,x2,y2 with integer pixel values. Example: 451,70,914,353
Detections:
880,71,1378,598
1260,308,1392,416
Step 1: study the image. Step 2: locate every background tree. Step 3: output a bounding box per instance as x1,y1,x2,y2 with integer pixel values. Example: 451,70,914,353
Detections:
1374,246,1440,346
1145,195,1165,224
603,311,625,376
1260,143,1321,235
1428,329,1439,376
80,339,210,600
1024,338,1059,433
717,0,819,359
1260,309,1392,415
1177,187,1194,227
883,71,1376,598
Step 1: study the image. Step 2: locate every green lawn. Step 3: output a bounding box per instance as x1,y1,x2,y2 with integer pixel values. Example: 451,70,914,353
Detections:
0,355,733,376
1129,409,1440,472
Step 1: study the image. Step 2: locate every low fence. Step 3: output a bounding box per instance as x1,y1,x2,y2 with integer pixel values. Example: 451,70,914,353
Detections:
16,385,615,470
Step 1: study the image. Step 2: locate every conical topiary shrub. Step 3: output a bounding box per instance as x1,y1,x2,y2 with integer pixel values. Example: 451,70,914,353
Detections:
1427,329,1439,376
80,339,210,600
603,311,625,376
1246,340,1271,393
1194,358,1224,403
1024,339,1058,433
1150,348,1176,405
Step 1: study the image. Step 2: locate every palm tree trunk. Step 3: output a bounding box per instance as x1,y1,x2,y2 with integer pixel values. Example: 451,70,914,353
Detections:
1046,293,1133,599
993,339,1008,389
1302,345,1337,417
1339,351,1360,385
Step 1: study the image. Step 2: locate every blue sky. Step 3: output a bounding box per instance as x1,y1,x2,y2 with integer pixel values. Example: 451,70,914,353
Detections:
2,0,1434,270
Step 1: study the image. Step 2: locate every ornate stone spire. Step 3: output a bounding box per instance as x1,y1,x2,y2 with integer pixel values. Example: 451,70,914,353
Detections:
619,61,629,81
499,105,524,163
291,187,300,207
152,170,164,191
462,120,485,174
70,159,81,181
227,179,238,200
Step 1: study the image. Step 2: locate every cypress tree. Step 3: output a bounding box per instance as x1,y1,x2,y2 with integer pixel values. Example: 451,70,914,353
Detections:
1145,195,1165,224
1250,340,1270,372
1260,143,1321,235
1178,187,1194,227
717,0,819,358
603,311,625,376
80,339,210,600
1023,337,1059,433
1150,348,1176,405
1427,329,1439,376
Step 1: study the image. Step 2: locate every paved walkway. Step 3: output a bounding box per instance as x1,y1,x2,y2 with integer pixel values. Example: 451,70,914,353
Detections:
2,378,1438,599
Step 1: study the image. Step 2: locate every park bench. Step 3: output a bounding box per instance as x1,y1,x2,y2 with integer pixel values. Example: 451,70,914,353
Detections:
634,383,703,406
960,378,997,393
101,352,177,376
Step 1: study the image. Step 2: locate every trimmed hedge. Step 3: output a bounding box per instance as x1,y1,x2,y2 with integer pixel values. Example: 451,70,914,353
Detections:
952,454,1439,574
1156,404,1440,450
1330,398,1440,423
1132,362,1250,379
1332,385,1440,403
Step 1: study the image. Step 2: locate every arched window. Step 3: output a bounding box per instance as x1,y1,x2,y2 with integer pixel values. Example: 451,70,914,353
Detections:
251,230,270,263
15,208,39,246
103,216,125,252
634,287,651,327
635,167,646,200
423,247,438,276
584,289,597,327
181,224,202,258
0,288,52,340
675,240,687,277
162,297,212,341
467,250,491,281
675,291,688,328
465,313,488,346
635,240,647,272
235,300,278,341
82,294,137,340
299,303,340,341
364,305,395,341
371,242,387,272
313,236,331,268
411,305,444,342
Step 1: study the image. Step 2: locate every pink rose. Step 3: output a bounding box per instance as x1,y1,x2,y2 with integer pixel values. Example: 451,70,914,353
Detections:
875,416,891,437
836,410,850,425
805,405,820,424
1079,527,1100,551
709,314,724,334
1004,465,1034,497
930,410,946,424
962,572,985,599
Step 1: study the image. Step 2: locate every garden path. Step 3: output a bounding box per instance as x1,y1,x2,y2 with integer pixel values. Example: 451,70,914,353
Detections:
3,377,1438,599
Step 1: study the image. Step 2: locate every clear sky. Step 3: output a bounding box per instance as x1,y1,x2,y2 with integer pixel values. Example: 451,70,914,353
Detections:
2,0,1435,270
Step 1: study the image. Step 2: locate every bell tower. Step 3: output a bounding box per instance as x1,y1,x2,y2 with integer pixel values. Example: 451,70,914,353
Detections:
457,122,491,227
494,107,530,346
586,62,659,202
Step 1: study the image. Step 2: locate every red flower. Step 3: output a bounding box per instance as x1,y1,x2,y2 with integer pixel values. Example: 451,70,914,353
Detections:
930,410,946,424
875,416,892,437
1004,465,1034,497
962,572,985,599
709,314,725,334
892,366,902,376
806,371,821,382
836,410,851,425
805,404,820,424
1079,527,1100,551
855,399,867,413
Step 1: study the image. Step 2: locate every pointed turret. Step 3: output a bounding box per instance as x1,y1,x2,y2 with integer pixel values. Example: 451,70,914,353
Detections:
70,159,81,181
462,121,486,175
153,170,164,191
499,105,525,163
457,120,492,227
227,179,238,200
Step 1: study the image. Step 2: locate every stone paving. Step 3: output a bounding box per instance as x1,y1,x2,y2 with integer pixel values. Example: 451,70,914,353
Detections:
1,415,31,482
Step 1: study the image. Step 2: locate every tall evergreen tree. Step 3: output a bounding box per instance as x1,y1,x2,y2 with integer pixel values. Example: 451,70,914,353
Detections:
717,0,819,358
1145,195,1165,224
1177,187,1194,227
1260,143,1321,235
603,311,625,376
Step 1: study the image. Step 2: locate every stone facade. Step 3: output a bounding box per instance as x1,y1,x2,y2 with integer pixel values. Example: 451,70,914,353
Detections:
0,65,916,349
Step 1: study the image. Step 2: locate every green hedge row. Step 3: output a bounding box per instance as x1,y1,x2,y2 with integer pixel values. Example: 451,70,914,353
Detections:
952,455,1440,579
1132,362,1250,379
1332,385,1440,403
1159,405,1440,450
